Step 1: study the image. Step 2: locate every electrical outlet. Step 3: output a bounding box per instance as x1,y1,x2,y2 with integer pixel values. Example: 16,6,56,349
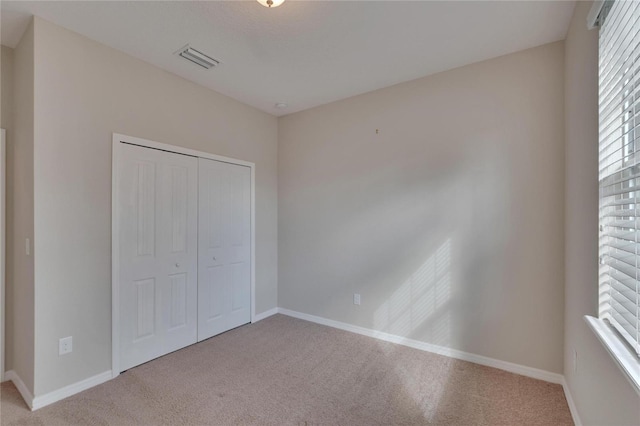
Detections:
59,336,73,355
353,293,361,305
25,238,30,256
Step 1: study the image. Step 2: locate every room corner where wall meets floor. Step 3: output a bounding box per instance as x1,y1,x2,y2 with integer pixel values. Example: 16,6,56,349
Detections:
1,315,574,425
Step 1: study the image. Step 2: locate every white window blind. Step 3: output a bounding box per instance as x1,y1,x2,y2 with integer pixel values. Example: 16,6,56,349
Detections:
599,0,640,357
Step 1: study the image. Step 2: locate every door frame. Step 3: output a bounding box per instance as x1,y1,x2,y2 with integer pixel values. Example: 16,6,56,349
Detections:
111,133,256,378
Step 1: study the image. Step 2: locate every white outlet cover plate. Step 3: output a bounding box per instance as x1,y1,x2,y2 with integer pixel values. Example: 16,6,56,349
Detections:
59,336,72,355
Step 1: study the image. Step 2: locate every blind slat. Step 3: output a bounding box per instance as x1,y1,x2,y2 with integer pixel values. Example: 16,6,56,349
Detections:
601,240,637,255
601,196,640,208
603,258,637,280
611,280,640,303
604,274,638,295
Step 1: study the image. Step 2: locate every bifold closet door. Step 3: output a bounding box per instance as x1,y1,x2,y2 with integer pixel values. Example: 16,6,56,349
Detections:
198,158,251,341
118,143,198,371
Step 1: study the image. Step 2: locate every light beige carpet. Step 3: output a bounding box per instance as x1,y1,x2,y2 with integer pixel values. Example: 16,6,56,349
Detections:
0,314,573,425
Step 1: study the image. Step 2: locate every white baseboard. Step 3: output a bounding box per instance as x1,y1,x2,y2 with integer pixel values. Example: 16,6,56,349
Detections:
30,370,112,410
562,378,583,426
4,370,34,410
4,370,113,411
277,308,564,385
253,307,279,323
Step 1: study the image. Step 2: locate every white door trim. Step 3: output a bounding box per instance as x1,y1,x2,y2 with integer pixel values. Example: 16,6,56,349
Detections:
1,129,5,382
111,133,256,378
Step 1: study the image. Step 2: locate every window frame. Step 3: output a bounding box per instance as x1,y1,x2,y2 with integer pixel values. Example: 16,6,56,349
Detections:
588,0,640,395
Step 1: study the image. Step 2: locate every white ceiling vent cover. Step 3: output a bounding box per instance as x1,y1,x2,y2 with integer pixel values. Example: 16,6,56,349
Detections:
175,45,220,69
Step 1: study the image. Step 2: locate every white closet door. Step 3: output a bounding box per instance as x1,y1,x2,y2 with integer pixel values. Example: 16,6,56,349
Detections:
198,158,251,341
118,143,198,371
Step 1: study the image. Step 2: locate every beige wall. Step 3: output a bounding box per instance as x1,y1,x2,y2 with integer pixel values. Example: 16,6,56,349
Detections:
1,46,13,130
278,41,566,374
31,17,278,396
7,22,36,393
1,45,15,378
564,2,640,424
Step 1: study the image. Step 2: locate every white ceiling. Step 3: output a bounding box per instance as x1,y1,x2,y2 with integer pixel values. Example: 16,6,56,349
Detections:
1,1,576,116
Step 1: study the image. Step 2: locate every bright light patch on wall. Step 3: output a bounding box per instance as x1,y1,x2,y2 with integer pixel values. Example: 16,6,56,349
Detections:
373,238,452,346
175,45,220,69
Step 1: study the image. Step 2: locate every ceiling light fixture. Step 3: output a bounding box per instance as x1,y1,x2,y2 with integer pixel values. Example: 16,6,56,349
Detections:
257,0,285,8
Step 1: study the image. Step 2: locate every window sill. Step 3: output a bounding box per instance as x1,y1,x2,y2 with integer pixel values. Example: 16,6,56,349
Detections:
584,316,640,395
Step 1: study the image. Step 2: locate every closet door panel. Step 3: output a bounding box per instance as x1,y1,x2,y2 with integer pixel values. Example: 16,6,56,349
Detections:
198,158,251,341
226,165,251,329
118,144,198,371
159,158,198,354
119,153,162,369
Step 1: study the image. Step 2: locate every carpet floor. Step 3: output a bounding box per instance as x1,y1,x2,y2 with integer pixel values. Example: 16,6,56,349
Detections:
0,314,573,425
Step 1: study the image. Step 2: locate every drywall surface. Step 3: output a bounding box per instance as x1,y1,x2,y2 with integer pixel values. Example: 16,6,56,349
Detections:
564,2,640,424
8,23,35,392
32,17,277,396
1,45,14,376
279,42,565,373
1,46,13,131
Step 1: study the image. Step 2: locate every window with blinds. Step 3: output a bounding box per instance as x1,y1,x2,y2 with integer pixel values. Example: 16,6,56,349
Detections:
598,0,640,357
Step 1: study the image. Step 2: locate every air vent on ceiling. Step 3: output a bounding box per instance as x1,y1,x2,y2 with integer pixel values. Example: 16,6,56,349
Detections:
175,45,220,69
